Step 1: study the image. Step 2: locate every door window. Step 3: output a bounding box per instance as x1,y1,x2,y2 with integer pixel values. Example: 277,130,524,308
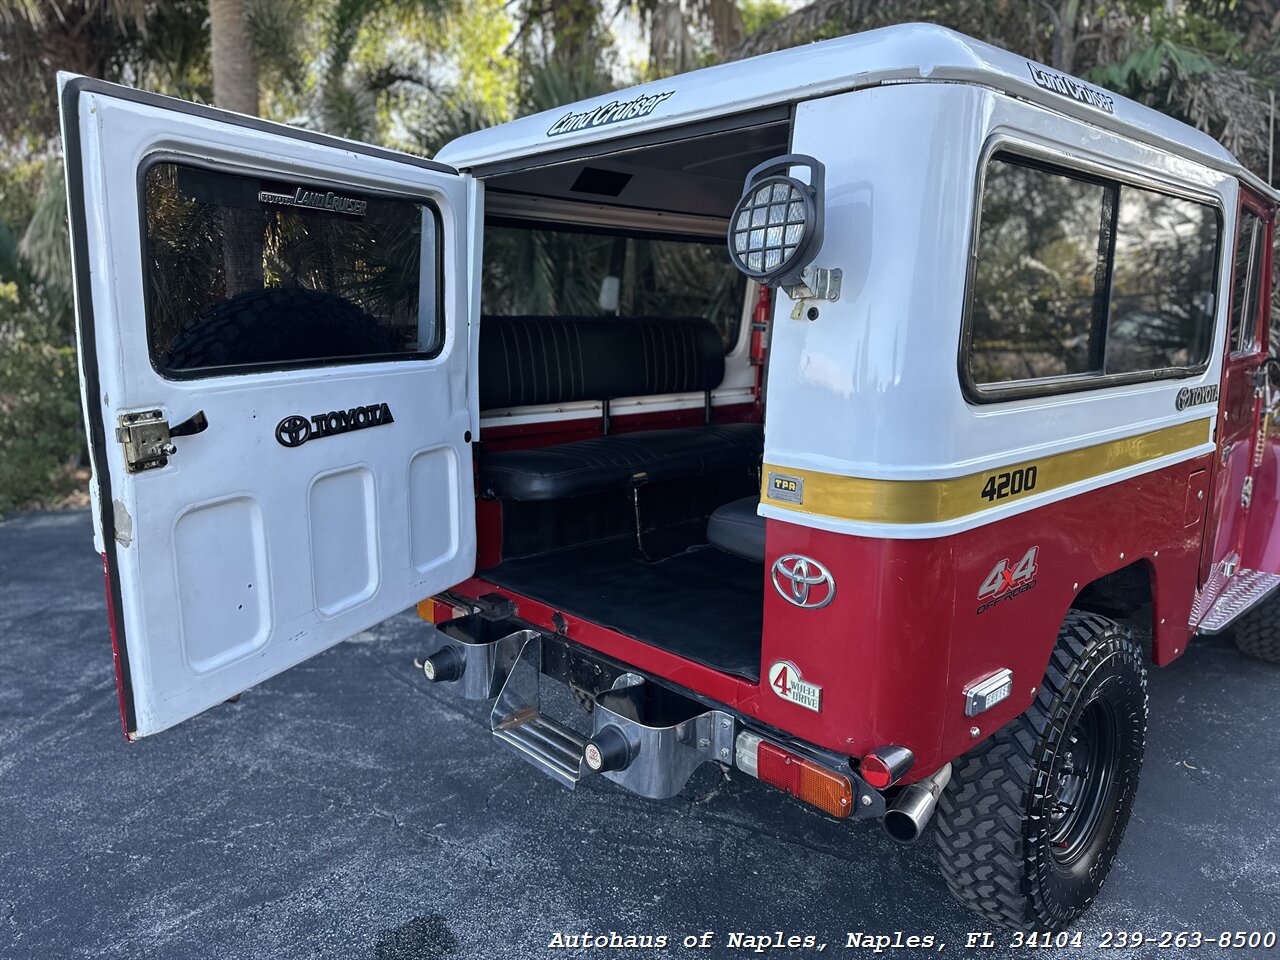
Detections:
1228,208,1264,355
143,161,442,376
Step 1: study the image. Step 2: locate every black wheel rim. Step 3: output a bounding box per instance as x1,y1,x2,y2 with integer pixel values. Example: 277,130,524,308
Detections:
1048,698,1118,865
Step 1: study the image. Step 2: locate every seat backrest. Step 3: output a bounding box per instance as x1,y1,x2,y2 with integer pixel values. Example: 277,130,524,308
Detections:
478,316,726,411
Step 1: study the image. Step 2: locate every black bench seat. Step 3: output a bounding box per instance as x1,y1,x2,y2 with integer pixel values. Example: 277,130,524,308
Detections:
477,315,762,503
480,423,763,501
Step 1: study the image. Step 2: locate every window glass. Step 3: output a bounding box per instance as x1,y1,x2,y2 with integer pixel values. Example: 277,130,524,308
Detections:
967,154,1221,395
1105,191,1218,373
969,159,1110,384
1229,209,1262,354
145,163,438,375
1272,236,1279,358
482,224,747,351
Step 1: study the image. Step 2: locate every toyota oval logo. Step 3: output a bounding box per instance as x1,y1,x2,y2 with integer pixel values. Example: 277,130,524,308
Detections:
771,554,836,609
275,415,312,447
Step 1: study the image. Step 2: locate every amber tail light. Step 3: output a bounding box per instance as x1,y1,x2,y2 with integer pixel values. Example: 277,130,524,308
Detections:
737,732,853,818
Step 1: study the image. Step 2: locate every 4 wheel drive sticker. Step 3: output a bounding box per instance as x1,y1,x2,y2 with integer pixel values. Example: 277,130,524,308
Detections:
767,661,822,712
547,91,674,137
977,546,1039,614
1027,62,1115,114
258,185,367,217
275,403,394,447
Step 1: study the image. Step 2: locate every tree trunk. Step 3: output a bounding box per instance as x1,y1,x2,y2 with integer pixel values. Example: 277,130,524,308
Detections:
549,0,601,71
209,0,259,115
208,0,262,296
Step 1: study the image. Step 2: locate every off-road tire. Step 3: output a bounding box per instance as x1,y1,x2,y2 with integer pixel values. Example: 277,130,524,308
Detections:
161,287,396,370
934,611,1148,930
1232,590,1280,662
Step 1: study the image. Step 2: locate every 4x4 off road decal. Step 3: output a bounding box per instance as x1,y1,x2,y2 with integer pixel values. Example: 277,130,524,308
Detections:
275,403,394,448
767,661,822,712
977,546,1039,615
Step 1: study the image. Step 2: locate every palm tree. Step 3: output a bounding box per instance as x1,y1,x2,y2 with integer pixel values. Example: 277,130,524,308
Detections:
209,0,259,115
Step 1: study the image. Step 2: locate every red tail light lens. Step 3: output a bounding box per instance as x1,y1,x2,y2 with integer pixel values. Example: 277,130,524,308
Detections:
755,740,853,818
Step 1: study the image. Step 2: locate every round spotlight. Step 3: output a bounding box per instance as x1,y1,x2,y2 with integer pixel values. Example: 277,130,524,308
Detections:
727,154,825,287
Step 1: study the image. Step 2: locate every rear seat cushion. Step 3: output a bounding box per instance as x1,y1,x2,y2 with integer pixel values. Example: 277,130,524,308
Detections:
707,496,766,562
479,316,725,411
481,424,763,502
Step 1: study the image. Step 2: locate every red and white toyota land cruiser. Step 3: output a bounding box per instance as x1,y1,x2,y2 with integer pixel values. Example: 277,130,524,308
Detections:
60,23,1278,931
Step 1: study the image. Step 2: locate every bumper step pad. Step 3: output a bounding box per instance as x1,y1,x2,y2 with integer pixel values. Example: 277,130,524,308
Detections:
491,633,587,787
1197,569,1280,635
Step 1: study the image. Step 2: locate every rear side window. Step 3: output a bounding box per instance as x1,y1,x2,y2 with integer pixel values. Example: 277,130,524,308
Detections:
967,154,1220,398
143,162,440,376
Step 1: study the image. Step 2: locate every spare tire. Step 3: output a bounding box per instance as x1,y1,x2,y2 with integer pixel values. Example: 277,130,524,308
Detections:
161,287,399,371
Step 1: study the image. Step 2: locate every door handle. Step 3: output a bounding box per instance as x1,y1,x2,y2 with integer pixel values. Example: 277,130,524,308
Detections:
170,410,208,438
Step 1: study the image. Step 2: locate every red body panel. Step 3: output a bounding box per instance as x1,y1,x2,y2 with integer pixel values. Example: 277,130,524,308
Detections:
452,455,1210,784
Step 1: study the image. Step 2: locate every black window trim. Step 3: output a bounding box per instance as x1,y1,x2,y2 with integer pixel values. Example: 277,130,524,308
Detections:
138,152,448,382
959,139,1225,405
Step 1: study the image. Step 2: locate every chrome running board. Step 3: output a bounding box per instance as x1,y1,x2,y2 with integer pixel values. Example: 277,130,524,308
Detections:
1197,568,1280,635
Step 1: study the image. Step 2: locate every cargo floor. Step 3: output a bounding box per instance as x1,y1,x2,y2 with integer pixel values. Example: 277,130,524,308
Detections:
483,537,764,682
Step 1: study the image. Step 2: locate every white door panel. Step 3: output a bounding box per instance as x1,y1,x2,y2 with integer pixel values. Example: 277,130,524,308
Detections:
60,76,478,737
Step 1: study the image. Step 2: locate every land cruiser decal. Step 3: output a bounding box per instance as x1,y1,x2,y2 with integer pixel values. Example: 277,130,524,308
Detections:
547,91,674,137
1176,384,1219,411
977,547,1039,615
258,185,368,217
1026,62,1115,114
767,660,822,712
275,403,394,447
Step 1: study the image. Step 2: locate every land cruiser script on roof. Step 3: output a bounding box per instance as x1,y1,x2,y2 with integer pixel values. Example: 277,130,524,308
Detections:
1026,62,1115,114
547,91,674,137
258,186,368,216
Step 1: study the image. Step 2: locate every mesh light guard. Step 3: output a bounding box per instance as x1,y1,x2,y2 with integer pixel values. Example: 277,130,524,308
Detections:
727,154,825,287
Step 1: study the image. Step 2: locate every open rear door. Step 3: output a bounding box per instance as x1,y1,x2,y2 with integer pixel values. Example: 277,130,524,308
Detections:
59,76,479,738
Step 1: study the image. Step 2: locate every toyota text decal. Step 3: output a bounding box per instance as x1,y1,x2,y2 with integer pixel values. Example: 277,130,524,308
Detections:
275,402,395,448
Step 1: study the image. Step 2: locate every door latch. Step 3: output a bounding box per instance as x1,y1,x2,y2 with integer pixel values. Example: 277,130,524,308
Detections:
116,409,207,473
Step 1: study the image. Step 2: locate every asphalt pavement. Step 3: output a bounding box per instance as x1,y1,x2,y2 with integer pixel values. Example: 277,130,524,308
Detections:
1,510,1277,959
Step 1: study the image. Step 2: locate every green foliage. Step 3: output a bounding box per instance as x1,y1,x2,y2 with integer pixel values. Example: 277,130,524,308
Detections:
0,335,84,514
738,0,790,36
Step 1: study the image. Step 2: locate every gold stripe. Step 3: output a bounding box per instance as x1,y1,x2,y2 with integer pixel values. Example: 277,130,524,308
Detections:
762,418,1212,526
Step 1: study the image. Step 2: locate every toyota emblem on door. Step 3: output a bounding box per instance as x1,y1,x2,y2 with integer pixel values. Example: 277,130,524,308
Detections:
770,554,835,609
275,416,312,447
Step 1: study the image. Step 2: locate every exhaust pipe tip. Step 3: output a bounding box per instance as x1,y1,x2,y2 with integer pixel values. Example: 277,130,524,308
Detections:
880,762,952,845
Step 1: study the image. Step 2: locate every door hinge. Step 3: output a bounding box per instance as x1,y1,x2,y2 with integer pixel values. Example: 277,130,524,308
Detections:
115,409,207,473
1241,476,1254,509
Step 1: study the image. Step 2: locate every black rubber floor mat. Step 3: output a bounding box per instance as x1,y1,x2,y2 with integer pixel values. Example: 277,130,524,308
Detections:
485,538,764,682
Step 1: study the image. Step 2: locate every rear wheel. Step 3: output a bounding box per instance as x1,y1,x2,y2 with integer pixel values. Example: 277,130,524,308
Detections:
934,611,1148,930
1232,591,1280,663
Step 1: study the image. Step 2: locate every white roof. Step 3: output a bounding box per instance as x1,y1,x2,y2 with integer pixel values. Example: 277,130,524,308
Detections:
438,22,1277,201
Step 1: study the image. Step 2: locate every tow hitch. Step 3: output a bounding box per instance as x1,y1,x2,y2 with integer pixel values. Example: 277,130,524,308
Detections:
417,609,883,817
